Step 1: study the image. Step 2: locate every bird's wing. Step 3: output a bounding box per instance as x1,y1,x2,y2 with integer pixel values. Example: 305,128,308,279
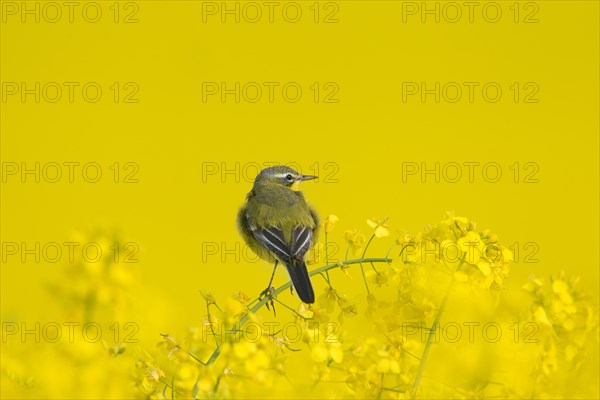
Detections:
250,224,313,262
290,225,313,261
250,225,291,261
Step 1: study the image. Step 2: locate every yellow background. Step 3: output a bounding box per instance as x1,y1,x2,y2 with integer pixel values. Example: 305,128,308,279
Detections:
1,0,599,398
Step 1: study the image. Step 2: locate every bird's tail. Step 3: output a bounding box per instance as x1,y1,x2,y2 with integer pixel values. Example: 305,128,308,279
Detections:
284,259,315,304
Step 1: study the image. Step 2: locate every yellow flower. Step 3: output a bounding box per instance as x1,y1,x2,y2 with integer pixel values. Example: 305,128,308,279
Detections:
200,290,217,306
522,275,544,292
233,341,257,359
297,302,314,319
454,271,469,282
157,334,181,359
310,344,329,362
245,349,270,373
565,344,579,362
176,363,200,389
323,214,339,233
337,294,358,317
534,306,552,326
442,210,469,225
310,341,343,364
344,230,366,256
106,344,127,357
224,297,245,317
501,247,514,263
136,359,165,395
340,263,353,279
318,287,338,313
367,217,390,238
395,229,414,246
477,259,491,276
376,353,401,374
552,279,574,304
479,270,495,289
235,291,251,303
457,231,484,264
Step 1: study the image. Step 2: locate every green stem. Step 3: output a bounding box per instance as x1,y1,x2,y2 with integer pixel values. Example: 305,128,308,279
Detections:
319,272,332,286
356,234,378,293
203,257,391,365
363,234,380,275
318,233,337,292
273,297,309,318
358,262,371,294
318,272,341,299
206,303,219,350
385,243,397,260
361,234,375,257
324,232,331,282
410,258,463,398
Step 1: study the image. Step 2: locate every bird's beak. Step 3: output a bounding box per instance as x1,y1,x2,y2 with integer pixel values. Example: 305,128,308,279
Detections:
298,175,318,181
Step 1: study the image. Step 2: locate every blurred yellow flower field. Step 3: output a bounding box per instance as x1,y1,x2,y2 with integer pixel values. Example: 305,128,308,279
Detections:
3,214,597,399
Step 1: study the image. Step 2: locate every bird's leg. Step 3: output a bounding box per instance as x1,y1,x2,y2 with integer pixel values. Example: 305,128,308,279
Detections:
260,260,278,315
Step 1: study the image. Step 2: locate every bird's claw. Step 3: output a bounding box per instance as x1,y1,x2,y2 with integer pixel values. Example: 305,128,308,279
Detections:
259,286,276,316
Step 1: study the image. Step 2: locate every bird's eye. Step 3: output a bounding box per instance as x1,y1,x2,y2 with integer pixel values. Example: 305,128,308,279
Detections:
286,174,293,181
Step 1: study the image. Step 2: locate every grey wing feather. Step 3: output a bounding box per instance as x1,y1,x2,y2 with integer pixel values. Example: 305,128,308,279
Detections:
290,226,313,261
250,225,291,261
250,223,313,263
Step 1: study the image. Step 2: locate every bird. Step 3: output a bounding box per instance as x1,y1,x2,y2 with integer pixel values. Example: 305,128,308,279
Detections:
237,165,319,306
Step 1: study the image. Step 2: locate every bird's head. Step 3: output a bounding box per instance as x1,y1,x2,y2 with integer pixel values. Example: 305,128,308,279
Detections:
254,165,317,189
